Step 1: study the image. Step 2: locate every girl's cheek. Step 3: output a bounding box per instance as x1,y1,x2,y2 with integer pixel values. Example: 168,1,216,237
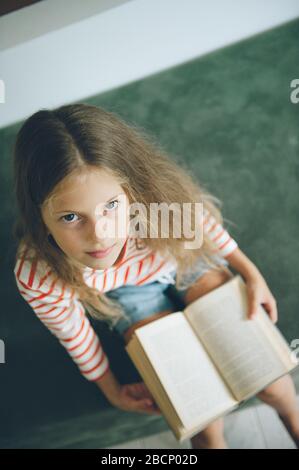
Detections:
54,233,81,252
119,211,131,234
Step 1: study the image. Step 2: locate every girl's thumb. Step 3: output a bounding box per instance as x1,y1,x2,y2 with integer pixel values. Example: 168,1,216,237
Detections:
248,299,258,319
139,398,152,407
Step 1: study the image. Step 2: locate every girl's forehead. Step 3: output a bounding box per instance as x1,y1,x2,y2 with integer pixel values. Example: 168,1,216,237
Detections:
62,167,119,186
42,168,125,215
56,169,121,196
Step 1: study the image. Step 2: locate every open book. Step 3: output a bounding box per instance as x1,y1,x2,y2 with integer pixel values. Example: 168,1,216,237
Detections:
125,274,299,443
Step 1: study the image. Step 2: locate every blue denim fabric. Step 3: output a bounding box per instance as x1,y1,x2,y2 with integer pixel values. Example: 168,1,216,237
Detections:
106,253,229,336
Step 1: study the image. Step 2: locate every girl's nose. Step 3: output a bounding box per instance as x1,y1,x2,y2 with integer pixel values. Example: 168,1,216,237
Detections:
93,216,115,241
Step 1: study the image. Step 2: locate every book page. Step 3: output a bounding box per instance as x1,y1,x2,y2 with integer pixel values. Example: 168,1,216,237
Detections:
126,335,240,442
184,275,296,401
134,312,238,430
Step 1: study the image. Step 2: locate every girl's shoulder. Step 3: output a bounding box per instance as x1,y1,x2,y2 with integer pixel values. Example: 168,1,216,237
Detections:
14,241,57,292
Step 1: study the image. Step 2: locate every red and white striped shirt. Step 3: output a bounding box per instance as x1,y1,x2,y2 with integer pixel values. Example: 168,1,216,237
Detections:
13,209,238,382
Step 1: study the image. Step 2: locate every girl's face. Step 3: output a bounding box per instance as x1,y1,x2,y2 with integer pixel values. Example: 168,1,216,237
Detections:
41,167,131,270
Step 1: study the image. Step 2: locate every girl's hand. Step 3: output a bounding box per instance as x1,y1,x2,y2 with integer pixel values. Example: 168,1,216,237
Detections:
245,272,278,323
109,381,162,416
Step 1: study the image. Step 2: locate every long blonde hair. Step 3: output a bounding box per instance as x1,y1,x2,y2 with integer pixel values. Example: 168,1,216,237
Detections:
12,103,229,326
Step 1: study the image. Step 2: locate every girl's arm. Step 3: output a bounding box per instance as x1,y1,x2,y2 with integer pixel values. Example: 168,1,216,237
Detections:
14,258,111,383
225,246,278,323
94,367,122,401
203,208,278,323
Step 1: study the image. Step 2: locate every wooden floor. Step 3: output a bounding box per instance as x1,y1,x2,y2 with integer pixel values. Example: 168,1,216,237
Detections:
105,395,299,449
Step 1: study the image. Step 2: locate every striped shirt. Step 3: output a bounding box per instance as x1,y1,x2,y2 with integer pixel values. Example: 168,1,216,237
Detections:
13,208,238,382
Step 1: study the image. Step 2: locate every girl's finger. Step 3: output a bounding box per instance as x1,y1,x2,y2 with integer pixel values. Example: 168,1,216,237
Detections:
134,398,154,413
139,382,154,399
129,382,147,399
142,401,162,415
134,394,161,413
262,299,278,324
135,382,150,396
247,290,259,320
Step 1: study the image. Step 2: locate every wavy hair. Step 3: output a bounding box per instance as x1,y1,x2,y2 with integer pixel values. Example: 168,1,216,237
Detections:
12,103,229,326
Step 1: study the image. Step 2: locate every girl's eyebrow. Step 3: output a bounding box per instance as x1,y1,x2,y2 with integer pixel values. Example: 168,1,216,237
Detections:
54,193,124,214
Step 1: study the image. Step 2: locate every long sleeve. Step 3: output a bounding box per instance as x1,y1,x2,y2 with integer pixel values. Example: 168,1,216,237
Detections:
14,255,110,382
203,208,238,257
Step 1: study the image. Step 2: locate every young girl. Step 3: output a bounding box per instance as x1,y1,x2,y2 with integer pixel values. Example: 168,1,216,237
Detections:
12,103,299,449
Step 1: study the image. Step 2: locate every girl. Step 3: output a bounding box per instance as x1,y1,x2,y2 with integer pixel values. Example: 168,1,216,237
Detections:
13,103,299,449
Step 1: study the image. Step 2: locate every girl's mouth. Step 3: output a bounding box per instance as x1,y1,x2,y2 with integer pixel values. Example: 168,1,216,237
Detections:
86,244,116,259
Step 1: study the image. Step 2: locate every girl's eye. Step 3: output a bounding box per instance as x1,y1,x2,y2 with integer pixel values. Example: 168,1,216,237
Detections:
60,200,119,224
60,213,79,224
104,199,119,213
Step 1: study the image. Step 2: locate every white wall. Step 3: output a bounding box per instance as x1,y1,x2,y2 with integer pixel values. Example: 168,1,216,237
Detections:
0,0,298,128
0,0,131,51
